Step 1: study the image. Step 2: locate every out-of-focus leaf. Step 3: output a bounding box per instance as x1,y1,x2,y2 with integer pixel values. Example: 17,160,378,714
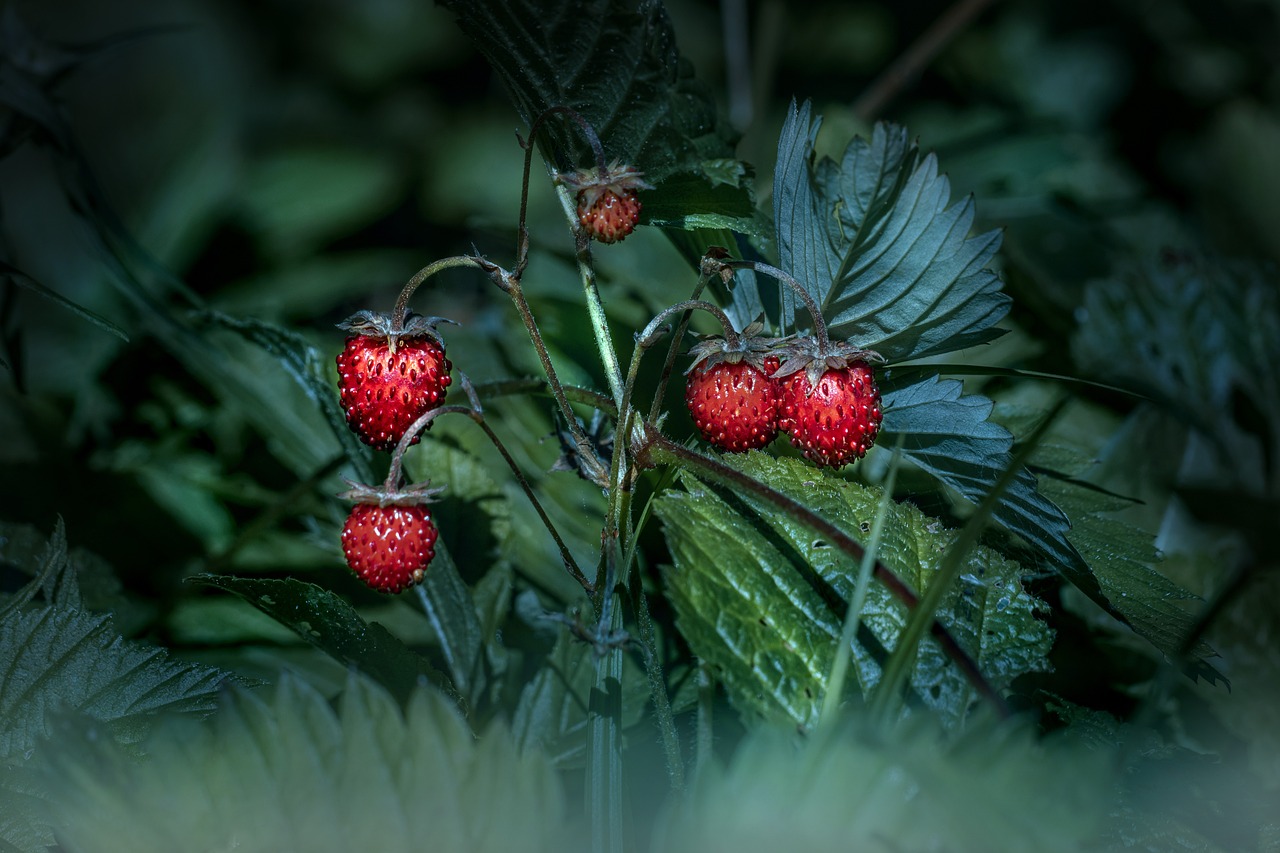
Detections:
656,452,1052,729
193,309,374,484
1072,256,1280,494
238,145,405,260
512,631,648,768
769,102,1009,361
0,261,128,342
654,713,1112,853
187,575,458,707
37,675,568,853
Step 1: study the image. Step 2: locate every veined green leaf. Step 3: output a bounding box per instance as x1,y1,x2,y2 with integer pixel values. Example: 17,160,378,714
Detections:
657,452,1052,729
438,0,750,227
188,575,459,707
37,675,567,853
770,101,1009,361
879,373,1097,598
0,523,229,763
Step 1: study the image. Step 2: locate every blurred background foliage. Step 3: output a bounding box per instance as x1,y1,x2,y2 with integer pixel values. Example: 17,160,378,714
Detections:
1,0,1279,849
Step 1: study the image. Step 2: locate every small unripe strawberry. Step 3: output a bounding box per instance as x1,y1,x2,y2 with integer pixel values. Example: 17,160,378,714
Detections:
562,161,652,244
341,503,438,594
336,311,453,452
774,337,884,469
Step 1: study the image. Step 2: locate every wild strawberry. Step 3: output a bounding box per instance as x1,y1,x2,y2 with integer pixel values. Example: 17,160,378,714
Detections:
336,310,453,452
776,338,884,469
561,161,652,244
684,325,784,452
339,478,444,594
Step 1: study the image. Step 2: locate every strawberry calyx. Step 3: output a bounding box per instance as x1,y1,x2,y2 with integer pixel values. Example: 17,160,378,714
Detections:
559,160,653,210
339,476,445,508
337,309,457,355
771,335,885,392
685,320,785,376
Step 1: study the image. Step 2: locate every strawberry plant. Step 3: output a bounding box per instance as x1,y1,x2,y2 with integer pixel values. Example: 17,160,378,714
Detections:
2,1,1278,852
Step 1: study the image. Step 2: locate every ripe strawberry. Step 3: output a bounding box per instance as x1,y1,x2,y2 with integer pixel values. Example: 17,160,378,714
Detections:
562,161,652,244
341,502,438,594
776,339,883,469
336,310,453,452
684,324,786,452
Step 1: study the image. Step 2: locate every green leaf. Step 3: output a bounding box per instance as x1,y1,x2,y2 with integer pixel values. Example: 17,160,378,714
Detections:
438,0,750,218
188,575,459,707
655,714,1113,853
0,261,129,342
0,522,229,766
37,675,568,853
192,309,374,483
1037,466,1214,671
656,452,1052,729
1072,256,1280,491
879,373,1095,594
770,101,1010,361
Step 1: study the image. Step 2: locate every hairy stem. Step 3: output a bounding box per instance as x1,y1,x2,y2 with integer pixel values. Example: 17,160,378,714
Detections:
719,258,830,351
391,256,487,332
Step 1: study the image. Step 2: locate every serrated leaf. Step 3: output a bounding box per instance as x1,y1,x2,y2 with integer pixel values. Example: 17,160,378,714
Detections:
188,575,458,707
656,452,1052,729
655,713,1112,853
38,675,567,853
770,101,1010,362
1039,475,1211,667
0,607,228,761
879,373,1102,600
438,0,750,223
0,522,228,770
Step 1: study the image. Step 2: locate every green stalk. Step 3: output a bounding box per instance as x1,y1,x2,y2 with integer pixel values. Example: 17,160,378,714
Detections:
819,436,905,726
868,398,1066,726
553,181,625,406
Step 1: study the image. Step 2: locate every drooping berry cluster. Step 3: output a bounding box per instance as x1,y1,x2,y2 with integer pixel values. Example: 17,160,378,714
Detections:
335,310,454,594
684,329,883,469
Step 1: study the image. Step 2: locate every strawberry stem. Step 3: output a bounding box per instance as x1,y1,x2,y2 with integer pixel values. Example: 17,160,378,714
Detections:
391,255,487,333
644,262,716,427
717,258,832,353
381,381,593,593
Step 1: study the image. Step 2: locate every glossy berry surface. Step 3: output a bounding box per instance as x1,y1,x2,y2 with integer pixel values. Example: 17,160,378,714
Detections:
578,188,642,244
685,356,783,452
336,335,452,451
778,362,882,469
340,503,438,594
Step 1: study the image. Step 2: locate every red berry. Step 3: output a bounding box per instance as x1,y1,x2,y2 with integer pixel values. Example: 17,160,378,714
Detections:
578,188,642,244
685,356,782,452
562,161,652,245
336,314,452,452
778,361,882,469
341,503,438,594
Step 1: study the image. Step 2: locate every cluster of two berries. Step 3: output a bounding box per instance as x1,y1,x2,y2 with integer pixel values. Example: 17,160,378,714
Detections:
685,326,884,469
